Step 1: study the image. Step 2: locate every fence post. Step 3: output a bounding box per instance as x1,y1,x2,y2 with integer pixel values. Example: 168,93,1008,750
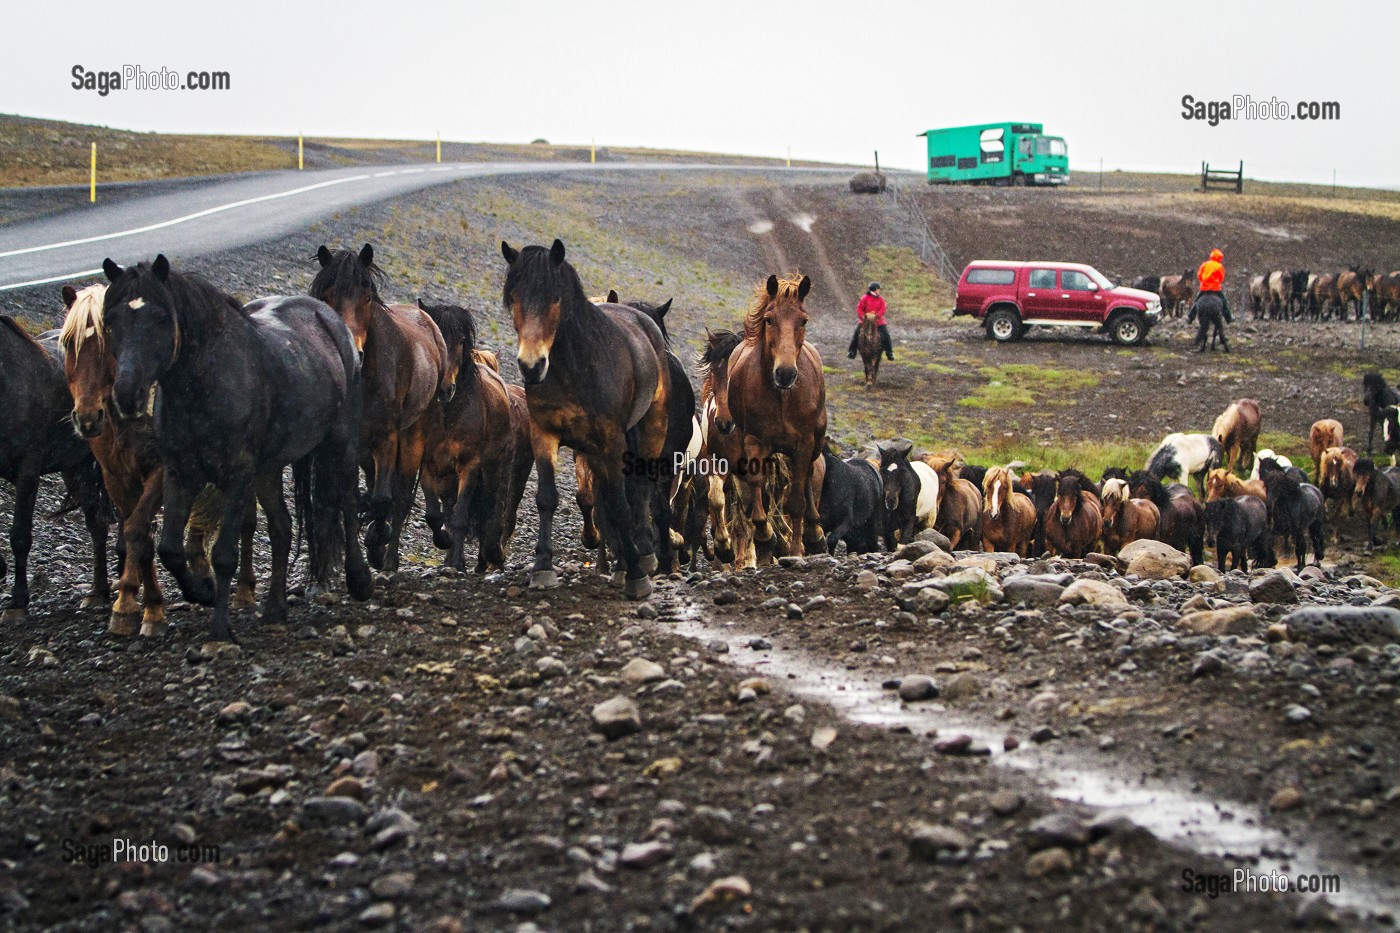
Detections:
590,139,596,164
436,133,441,163
1361,290,1368,350
786,145,791,168
90,142,96,203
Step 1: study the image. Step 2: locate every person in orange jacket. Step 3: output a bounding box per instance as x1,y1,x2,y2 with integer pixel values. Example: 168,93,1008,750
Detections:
1188,248,1231,351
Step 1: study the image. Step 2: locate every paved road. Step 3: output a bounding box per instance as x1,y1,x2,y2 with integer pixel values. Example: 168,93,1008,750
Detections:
0,162,847,291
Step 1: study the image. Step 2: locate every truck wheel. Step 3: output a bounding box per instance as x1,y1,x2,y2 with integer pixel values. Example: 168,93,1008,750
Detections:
1012,172,1026,187
986,309,1022,342
1110,312,1147,346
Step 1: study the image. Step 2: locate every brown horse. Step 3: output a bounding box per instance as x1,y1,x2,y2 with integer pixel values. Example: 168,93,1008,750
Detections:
1309,273,1341,320
1159,271,1195,317
857,314,882,386
1309,419,1344,482
310,245,454,572
59,284,255,636
1351,460,1400,545
980,465,1035,556
922,454,982,550
697,329,753,568
415,301,532,572
1318,445,1359,539
1046,472,1102,559
1211,398,1261,474
715,274,827,557
1338,265,1373,320
502,239,673,598
1205,468,1265,502
1099,478,1160,555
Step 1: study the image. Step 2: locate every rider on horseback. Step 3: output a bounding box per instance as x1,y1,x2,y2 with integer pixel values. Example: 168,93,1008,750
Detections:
847,283,894,361
1188,248,1232,352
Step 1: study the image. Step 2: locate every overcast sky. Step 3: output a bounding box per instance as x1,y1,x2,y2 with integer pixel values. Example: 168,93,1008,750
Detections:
6,0,1395,187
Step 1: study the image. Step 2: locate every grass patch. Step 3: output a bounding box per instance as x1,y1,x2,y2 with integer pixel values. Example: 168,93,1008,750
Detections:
863,245,954,323
1256,430,1311,463
1363,552,1400,588
957,364,1100,410
954,438,1158,478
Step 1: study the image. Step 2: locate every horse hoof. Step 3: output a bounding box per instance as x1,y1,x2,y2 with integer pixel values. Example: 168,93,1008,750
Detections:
80,594,107,611
108,612,139,637
529,570,561,590
139,619,168,638
185,577,216,607
2,607,28,624
624,576,653,600
346,564,374,601
259,602,288,626
639,553,659,575
609,571,626,587
432,528,453,550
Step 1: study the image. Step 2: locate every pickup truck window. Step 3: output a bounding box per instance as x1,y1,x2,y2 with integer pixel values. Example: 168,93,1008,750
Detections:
1062,270,1094,291
1029,269,1056,289
967,268,1015,285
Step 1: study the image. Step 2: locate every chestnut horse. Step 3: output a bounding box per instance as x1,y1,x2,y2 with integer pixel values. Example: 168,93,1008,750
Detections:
857,314,882,386
1317,445,1359,539
1204,468,1265,502
980,465,1035,556
715,274,827,556
59,284,254,636
1046,471,1102,558
923,455,982,550
1211,398,1261,474
1309,419,1344,482
416,301,532,572
1099,478,1160,555
310,244,454,572
697,329,752,568
501,239,672,598
1158,271,1195,317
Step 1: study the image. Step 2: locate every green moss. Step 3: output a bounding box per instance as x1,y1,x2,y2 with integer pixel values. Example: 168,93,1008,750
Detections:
956,364,1099,410
863,245,955,322
1365,552,1400,588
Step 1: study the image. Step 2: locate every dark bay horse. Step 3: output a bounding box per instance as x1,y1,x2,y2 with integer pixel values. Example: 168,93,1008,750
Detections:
1260,464,1325,572
857,314,882,386
415,301,532,572
501,239,673,599
101,255,371,641
1129,470,1204,565
1046,471,1102,558
0,315,110,622
697,329,751,567
60,283,255,636
310,245,454,572
715,274,827,556
1362,373,1400,455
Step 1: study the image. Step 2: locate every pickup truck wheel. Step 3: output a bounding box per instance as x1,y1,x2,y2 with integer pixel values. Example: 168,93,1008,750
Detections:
986,309,1022,342
1110,312,1147,346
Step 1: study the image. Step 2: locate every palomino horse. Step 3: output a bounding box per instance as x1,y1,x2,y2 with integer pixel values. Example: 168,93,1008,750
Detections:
1317,445,1359,539
415,301,533,572
0,315,110,623
980,465,1035,556
1211,398,1260,473
715,274,827,556
1309,419,1344,482
101,255,371,641
59,284,255,636
1099,478,1159,555
501,239,673,598
857,314,883,386
1046,471,1102,559
1204,468,1265,502
309,245,454,572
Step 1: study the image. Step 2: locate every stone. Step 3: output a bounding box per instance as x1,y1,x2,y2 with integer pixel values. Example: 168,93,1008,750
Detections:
300,796,368,827
1250,571,1299,605
325,776,367,800
1269,786,1304,811
620,658,666,685
907,821,971,861
914,549,955,571
690,875,752,913
216,701,253,724
897,675,939,702
591,696,642,740
714,589,740,606
620,840,674,869
1058,579,1129,609
1189,564,1223,584
934,734,973,755
928,568,1002,605
811,726,837,750
940,672,980,701
854,570,878,591
1024,847,1074,878
894,540,940,561
1001,576,1065,607
1025,813,1091,849
358,903,396,926
1283,606,1400,646
1283,704,1311,724
1177,606,1258,636
370,872,416,899
1119,539,1191,580
496,889,551,913
1191,652,1226,677
988,791,1023,817
914,528,953,550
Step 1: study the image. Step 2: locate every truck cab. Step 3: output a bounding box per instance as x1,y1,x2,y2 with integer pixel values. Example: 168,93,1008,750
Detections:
954,260,1162,345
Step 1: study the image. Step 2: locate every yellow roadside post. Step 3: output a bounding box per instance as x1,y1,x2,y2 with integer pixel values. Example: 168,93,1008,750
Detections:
90,142,96,203
590,139,596,164
436,133,441,163
298,134,304,170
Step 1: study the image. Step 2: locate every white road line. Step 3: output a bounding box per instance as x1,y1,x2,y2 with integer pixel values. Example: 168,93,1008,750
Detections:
373,171,399,177
0,268,104,292
0,174,374,259
400,168,425,174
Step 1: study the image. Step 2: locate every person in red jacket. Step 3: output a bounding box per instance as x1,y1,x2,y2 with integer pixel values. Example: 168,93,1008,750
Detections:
847,283,894,361
1187,248,1232,352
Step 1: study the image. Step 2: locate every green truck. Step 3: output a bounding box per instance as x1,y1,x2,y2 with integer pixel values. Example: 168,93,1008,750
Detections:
918,122,1068,186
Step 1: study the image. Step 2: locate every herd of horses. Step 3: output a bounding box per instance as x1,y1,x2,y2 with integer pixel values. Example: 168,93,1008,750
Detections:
3,240,1400,643
1129,266,1400,322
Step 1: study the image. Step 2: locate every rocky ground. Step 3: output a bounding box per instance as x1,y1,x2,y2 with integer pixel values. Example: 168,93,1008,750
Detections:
3,168,1400,930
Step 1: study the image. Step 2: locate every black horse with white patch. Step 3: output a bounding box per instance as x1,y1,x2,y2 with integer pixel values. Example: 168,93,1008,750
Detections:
819,450,884,555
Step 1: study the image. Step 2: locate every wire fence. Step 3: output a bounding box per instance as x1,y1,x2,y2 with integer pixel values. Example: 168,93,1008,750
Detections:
887,178,957,284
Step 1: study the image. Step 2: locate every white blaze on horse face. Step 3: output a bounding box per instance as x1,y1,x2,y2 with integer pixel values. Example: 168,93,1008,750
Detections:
145,384,156,417
989,479,1003,519
128,298,145,309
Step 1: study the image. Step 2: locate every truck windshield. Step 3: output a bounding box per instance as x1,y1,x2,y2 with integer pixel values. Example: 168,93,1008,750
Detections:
1034,137,1067,157
1087,268,1114,289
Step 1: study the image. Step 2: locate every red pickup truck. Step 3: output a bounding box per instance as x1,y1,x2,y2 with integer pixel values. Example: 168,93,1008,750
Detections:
953,260,1162,345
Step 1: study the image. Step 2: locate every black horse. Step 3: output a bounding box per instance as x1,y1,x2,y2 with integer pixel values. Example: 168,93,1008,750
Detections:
1022,469,1059,557
1204,496,1272,572
1188,291,1230,352
0,317,110,621
1128,470,1205,565
877,440,923,550
1260,467,1325,572
819,450,884,555
1362,373,1400,455
101,256,371,640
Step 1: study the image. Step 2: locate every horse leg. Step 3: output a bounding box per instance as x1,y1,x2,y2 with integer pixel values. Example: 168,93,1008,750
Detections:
185,486,221,592
120,471,165,636
234,498,258,610
204,476,252,643
422,480,452,550
68,469,110,610
475,455,510,573
315,416,372,601
156,472,204,608
445,465,476,571
2,469,40,623
597,461,650,600
706,475,734,565
364,431,398,570
529,433,562,589
252,475,289,626
384,425,425,573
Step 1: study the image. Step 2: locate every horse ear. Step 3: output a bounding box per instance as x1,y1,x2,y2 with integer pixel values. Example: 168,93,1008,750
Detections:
797,276,812,300
891,439,913,460
102,258,123,282
607,289,619,304
62,285,78,309
316,245,332,267
358,243,374,267
417,297,427,310
655,298,672,318
152,254,170,282
766,275,779,298
550,239,566,266
501,241,518,264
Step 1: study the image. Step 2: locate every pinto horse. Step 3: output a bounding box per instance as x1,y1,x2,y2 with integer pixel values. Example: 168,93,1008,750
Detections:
1248,449,1292,482
1045,471,1102,559
416,301,532,572
1362,373,1400,456
310,245,454,572
857,314,883,386
502,240,672,598
101,255,371,641
1309,419,1344,482
716,274,827,556
1351,460,1400,545
877,440,939,549
1129,470,1204,565
0,315,110,623
1146,432,1222,495
1099,478,1159,555
1211,399,1260,474
59,284,255,636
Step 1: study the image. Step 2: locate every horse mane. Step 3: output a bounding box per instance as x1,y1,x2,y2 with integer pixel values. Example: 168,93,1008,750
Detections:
1101,478,1129,504
417,301,477,358
1128,470,1168,507
59,284,109,356
743,273,805,344
104,262,242,352
624,299,673,348
310,248,388,314
0,314,43,350
502,244,610,359
697,329,743,400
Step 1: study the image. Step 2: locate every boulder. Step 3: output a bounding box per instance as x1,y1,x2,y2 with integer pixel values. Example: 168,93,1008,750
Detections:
1250,571,1299,605
1058,579,1130,609
849,171,887,194
1002,576,1066,607
591,696,642,740
1119,540,1190,580
907,821,970,861
1283,606,1400,646
1188,564,1223,584
1177,605,1258,636
928,567,1002,605
914,528,953,550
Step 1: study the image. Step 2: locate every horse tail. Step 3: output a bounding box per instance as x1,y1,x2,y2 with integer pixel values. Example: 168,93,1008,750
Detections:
293,456,313,573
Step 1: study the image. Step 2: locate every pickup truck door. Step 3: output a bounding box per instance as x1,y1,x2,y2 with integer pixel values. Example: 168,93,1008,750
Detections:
1021,268,1061,320
1060,269,1105,320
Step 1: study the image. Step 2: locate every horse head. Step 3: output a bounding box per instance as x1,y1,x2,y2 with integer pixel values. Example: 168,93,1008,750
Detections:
1055,473,1084,526
878,440,913,513
1128,470,1164,508
501,239,587,386
100,255,180,422
1351,458,1378,510
983,466,1012,520
58,283,112,438
749,274,811,391
1100,478,1129,521
1204,468,1230,501
699,329,742,435
417,298,474,396
310,243,382,352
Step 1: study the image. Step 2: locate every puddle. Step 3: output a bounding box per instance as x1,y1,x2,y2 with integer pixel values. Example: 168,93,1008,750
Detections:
667,603,1400,921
